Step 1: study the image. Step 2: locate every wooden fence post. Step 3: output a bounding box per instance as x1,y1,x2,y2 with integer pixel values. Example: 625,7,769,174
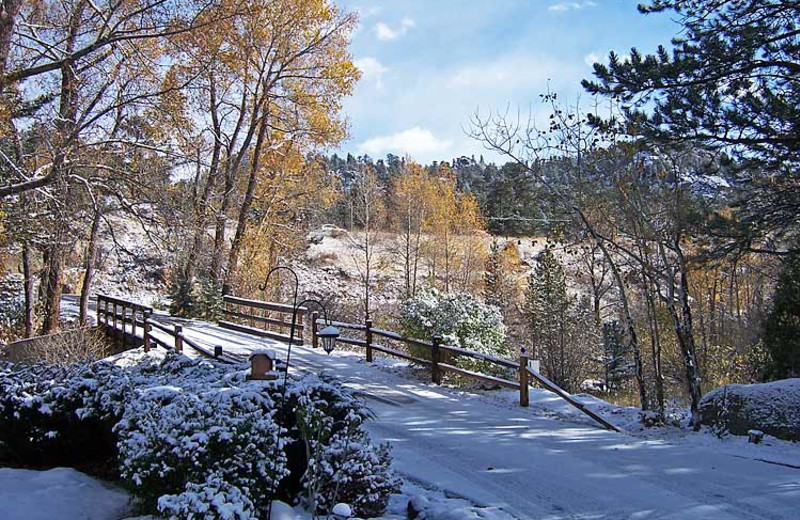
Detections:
311,311,319,348
112,302,118,335
122,304,129,348
174,325,183,352
431,335,442,385
298,309,304,344
131,307,137,344
96,296,101,326
365,319,373,363
519,348,530,407
143,313,151,353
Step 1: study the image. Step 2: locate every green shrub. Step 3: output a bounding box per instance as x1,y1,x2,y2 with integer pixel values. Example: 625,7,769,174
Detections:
0,352,401,518
399,288,511,375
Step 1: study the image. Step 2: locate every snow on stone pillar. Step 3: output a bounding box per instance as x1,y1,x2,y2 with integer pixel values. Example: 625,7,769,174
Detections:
248,349,278,381
332,503,352,520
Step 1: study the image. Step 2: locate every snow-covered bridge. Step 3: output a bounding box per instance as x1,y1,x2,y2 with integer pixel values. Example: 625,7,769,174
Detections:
61,294,800,520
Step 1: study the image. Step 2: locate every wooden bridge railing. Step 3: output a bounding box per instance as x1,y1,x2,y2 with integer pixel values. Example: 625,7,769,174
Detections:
97,294,152,350
219,295,306,345
312,315,620,432
96,294,240,364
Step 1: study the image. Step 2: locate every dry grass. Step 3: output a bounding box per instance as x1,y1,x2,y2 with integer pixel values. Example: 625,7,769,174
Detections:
7,327,112,365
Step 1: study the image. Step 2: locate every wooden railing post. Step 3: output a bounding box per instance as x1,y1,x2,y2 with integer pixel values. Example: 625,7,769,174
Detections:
123,304,130,348
519,348,530,407
112,302,118,338
431,335,442,385
174,325,183,352
96,296,101,326
143,312,151,353
131,307,137,344
365,319,374,362
311,311,319,348
297,309,304,344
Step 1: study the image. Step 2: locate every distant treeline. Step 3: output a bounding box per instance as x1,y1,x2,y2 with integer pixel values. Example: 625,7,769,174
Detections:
321,153,568,236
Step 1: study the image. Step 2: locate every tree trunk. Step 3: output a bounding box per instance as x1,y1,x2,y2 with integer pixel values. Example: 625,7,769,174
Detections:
676,246,703,427
593,236,649,410
211,173,234,287
182,75,223,297
79,209,102,326
0,0,22,79
224,116,269,294
644,274,665,415
22,241,34,337
40,2,84,333
41,238,64,334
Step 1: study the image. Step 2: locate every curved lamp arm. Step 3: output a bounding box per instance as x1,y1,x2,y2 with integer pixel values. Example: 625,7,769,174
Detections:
258,266,300,305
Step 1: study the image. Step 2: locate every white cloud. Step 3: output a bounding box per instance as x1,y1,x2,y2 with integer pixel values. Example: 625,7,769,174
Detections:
447,55,583,90
358,127,453,157
356,4,381,19
548,1,597,12
375,17,416,41
355,57,389,87
584,52,601,66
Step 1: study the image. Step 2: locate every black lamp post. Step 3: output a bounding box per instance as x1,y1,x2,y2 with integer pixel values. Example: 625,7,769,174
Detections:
259,266,340,395
260,266,339,519
317,324,340,354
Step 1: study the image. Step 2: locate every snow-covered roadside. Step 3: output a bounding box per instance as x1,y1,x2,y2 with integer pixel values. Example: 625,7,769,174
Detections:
362,355,800,470
2,345,514,520
0,467,131,520
0,465,514,520
138,318,799,519
33,310,800,519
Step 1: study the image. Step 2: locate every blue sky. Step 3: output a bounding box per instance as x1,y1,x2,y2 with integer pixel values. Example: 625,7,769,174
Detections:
335,0,682,163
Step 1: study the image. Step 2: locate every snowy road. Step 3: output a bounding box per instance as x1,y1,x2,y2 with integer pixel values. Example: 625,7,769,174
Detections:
59,301,800,520
161,320,800,520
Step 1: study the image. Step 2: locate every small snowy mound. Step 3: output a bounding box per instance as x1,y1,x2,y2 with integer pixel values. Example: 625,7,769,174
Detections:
699,378,800,441
331,503,352,518
269,501,299,520
0,467,131,520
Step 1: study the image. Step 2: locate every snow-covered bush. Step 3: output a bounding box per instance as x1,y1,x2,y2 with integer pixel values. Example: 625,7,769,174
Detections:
115,384,288,515
309,425,400,517
0,360,128,470
399,289,511,374
290,375,400,518
157,472,258,520
0,351,401,518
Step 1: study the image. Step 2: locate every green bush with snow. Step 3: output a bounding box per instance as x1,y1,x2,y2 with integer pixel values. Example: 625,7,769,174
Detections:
399,289,511,375
0,351,400,518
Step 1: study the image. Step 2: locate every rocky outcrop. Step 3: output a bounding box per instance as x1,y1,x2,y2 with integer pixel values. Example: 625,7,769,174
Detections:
699,379,800,441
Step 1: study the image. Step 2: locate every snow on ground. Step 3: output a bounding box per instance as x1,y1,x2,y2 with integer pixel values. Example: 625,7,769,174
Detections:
0,467,132,520
28,309,800,519
0,465,511,520
112,317,800,520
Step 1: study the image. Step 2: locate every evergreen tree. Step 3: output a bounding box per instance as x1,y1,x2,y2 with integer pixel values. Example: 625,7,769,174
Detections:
524,247,599,392
601,320,632,392
484,240,521,313
584,0,800,253
484,240,502,308
524,248,571,389
763,253,800,379
486,162,539,236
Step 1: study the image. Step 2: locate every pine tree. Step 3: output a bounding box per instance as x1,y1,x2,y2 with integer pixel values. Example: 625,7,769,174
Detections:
583,0,800,254
601,320,632,392
484,240,503,309
485,240,522,316
763,254,800,379
524,248,571,389
525,247,600,392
